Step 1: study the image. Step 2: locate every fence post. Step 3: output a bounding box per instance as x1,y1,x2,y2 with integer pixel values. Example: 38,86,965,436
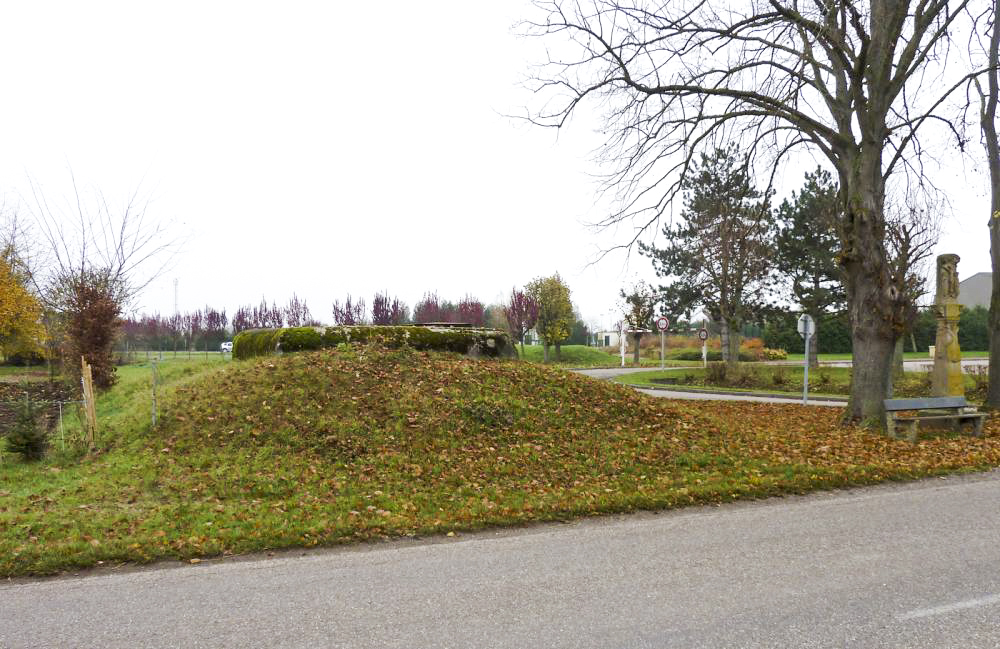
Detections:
151,360,158,427
80,356,98,450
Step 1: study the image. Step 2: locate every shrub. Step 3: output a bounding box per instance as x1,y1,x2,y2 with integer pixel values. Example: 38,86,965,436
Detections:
4,349,46,366
732,365,757,387
5,395,48,461
705,362,728,384
969,366,989,401
759,348,788,361
669,348,756,362
771,367,789,387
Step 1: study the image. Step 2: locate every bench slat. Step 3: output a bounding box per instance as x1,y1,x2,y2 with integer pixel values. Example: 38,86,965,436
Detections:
883,397,968,411
893,413,986,422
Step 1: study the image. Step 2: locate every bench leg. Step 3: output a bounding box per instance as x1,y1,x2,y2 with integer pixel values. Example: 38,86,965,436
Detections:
975,417,985,437
886,416,897,440
908,420,919,444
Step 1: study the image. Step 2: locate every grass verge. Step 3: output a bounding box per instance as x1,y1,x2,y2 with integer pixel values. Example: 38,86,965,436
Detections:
614,365,987,400
3,347,1000,578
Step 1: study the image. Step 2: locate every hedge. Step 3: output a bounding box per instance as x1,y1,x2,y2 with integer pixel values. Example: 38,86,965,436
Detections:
761,305,991,355
232,325,518,360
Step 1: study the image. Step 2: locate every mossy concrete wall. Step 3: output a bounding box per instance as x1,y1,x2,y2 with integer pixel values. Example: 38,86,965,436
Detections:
233,325,517,360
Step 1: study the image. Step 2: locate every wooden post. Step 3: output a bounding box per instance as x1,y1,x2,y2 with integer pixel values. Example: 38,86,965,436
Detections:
80,356,98,450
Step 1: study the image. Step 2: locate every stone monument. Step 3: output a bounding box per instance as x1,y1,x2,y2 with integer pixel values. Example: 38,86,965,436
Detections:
931,253,963,397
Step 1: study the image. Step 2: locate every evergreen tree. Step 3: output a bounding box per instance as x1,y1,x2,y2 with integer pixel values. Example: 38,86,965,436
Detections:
775,168,845,367
5,394,47,461
640,146,775,365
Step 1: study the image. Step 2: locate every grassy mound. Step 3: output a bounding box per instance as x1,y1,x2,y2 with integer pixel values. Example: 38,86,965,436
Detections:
4,347,1000,577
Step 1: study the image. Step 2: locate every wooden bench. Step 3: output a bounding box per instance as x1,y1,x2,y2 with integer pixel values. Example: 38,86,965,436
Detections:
883,396,987,442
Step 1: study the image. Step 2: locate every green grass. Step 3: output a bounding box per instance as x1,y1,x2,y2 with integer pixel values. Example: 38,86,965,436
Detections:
0,365,49,382
517,344,699,368
3,347,1000,578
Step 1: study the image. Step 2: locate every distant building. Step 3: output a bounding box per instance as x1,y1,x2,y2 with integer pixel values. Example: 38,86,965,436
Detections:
596,330,622,348
958,272,991,309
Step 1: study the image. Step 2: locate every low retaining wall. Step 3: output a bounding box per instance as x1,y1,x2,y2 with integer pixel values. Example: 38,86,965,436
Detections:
232,325,517,360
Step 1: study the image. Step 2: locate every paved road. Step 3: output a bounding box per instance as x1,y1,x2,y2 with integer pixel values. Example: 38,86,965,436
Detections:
633,387,844,406
5,473,1000,648
575,367,845,406
822,358,989,372
573,366,684,380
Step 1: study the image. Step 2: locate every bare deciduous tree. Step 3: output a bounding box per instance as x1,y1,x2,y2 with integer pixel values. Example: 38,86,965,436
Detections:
23,175,178,387
973,2,1000,407
522,0,982,422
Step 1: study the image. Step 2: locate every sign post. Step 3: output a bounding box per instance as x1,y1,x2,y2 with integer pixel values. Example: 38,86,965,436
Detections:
618,321,626,368
655,316,670,369
797,314,814,405
698,328,709,367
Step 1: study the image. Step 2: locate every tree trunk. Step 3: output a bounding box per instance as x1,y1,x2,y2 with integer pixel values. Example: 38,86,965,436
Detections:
984,1,1000,409
891,337,904,386
555,342,561,361
632,333,642,365
543,343,550,363
720,320,740,366
841,147,899,424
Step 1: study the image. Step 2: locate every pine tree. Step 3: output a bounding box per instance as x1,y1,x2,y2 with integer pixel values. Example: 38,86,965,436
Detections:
640,146,775,365
775,168,845,367
5,394,47,461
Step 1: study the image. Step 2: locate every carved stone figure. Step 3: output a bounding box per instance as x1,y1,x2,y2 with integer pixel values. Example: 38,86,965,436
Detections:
935,254,960,304
931,254,963,397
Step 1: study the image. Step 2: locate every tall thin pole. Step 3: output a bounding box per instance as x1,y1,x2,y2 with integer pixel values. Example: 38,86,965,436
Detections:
803,327,811,405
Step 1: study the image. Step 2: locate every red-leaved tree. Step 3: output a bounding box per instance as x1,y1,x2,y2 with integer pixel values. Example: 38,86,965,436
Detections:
371,292,408,325
504,288,539,356
413,292,444,324
457,295,485,327
332,294,366,325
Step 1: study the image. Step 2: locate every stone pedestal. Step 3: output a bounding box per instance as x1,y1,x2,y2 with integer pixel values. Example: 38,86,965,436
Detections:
931,254,963,397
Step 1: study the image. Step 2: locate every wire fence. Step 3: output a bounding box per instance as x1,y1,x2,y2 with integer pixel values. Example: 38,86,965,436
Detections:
1,354,226,464
0,397,86,461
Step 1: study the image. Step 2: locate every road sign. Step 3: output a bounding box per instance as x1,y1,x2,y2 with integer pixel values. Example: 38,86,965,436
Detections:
797,314,814,339
797,314,814,404
655,316,670,332
697,328,709,341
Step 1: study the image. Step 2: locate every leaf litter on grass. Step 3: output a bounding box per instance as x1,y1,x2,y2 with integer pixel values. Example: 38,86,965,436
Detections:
4,345,1000,576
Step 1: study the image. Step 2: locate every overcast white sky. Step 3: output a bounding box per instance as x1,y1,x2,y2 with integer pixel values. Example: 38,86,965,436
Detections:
0,1,993,331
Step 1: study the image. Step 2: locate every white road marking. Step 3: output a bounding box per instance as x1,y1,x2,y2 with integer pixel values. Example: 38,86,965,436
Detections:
898,594,1000,621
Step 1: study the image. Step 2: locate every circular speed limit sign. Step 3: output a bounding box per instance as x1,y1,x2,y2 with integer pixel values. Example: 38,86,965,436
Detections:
698,328,709,341
655,316,670,332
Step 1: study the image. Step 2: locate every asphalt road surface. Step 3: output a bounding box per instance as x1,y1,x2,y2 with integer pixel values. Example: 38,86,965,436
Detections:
574,367,845,406
4,472,1000,648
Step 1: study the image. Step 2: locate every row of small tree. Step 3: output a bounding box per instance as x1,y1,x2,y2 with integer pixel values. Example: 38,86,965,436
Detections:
121,307,230,353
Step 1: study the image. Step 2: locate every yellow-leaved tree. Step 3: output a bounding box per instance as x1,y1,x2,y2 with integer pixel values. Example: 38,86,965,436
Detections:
526,273,573,363
0,251,44,359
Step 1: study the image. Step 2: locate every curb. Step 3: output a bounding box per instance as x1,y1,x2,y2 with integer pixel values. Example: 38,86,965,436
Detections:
626,384,849,403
